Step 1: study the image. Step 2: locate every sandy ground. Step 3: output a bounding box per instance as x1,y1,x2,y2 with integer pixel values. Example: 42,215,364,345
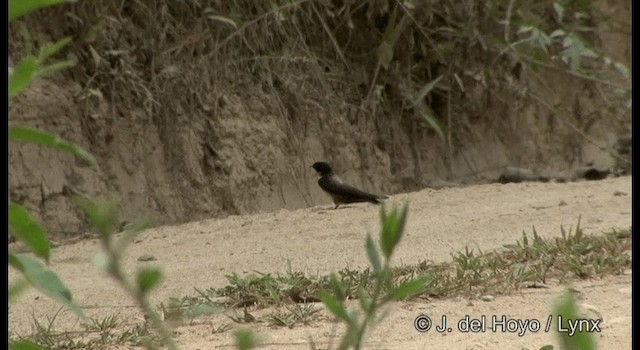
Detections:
9,176,632,349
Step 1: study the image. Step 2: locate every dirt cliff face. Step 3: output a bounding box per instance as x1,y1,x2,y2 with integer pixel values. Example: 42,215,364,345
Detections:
8,1,630,240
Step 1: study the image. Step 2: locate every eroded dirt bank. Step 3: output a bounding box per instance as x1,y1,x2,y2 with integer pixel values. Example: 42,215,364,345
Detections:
8,1,631,241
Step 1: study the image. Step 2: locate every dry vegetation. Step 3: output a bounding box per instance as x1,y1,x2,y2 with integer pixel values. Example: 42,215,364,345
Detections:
10,0,630,172
8,0,631,238
12,225,631,349
8,2,631,348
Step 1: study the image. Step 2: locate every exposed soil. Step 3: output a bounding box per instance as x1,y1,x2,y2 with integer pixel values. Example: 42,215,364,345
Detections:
8,175,631,349
8,1,632,349
8,1,631,241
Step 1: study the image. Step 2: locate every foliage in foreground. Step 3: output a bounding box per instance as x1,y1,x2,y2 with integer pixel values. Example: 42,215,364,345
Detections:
8,1,629,349
184,224,630,311
8,1,173,349
319,203,429,349
12,222,630,349
9,0,90,327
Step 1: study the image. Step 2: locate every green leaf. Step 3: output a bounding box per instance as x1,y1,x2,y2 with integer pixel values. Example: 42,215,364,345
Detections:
9,278,31,303
9,339,43,350
382,7,397,44
189,302,223,317
553,2,565,23
357,286,372,312
91,252,110,271
560,34,598,72
517,25,534,35
234,329,259,350
9,126,97,167
116,217,154,252
9,253,85,319
365,233,382,272
420,109,446,142
328,273,345,301
613,61,630,79
379,206,396,259
38,37,72,61
550,29,566,39
9,0,67,21
122,217,154,232
539,345,554,350
412,75,444,107
377,42,394,70
75,196,119,237
337,325,359,350
379,203,409,259
387,276,429,301
320,291,351,323
35,60,75,79
377,7,399,70
533,28,551,54
518,25,551,55
554,290,595,350
9,203,50,262
136,267,163,295
9,57,37,98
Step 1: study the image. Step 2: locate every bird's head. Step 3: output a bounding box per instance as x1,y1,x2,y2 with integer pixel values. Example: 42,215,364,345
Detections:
311,161,333,176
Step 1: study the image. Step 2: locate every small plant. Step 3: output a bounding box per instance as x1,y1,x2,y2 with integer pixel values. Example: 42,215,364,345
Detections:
161,289,224,323
75,196,177,349
538,288,597,350
234,328,261,350
268,304,322,328
321,203,429,349
8,2,179,349
11,311,154,350
9,4,94,349
172,223,629,316
13,217,629,349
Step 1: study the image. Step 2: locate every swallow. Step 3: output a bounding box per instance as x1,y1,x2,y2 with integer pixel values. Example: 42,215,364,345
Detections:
311,161,388,209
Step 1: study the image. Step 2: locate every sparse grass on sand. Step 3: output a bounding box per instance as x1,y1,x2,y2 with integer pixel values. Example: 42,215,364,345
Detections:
12,225,631,349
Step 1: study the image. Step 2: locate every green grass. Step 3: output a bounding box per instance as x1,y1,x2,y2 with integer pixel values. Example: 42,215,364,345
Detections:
183,225,631,310
9,1,630,350
12,224,630,349
267,304,323,328
11,311,154,350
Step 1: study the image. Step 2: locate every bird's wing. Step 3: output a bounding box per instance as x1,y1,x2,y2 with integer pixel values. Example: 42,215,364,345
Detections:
318,176,384,202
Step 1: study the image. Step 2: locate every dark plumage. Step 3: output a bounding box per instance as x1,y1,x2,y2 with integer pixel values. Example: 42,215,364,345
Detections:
311,161,388,209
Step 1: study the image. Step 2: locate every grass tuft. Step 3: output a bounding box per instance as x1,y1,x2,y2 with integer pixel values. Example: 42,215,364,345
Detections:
12,224,630,348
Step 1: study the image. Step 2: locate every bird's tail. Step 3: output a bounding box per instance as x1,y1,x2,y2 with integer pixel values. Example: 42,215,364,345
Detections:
372,195,389,204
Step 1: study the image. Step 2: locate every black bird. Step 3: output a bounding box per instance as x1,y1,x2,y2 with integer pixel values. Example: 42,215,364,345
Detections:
311,161,388,209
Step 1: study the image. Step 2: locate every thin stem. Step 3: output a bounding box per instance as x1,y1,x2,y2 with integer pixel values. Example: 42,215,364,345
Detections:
354,262,390,350
103,235,179,350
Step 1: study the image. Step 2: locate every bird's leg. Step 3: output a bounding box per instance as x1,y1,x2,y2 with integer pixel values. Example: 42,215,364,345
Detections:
334,203,340,209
